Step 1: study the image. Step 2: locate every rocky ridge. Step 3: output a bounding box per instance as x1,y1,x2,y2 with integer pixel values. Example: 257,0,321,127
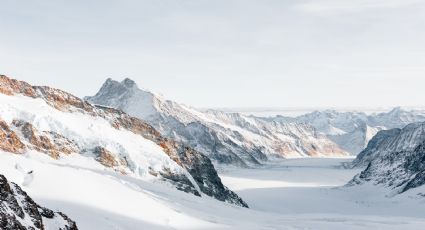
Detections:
349,122,425,195
0,174,78,230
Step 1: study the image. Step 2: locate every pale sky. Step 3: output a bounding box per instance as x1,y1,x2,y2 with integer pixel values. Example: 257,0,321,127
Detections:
1,0,425,108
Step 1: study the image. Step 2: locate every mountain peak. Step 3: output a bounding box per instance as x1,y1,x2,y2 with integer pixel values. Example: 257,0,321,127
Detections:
89,77,146,102
121,78,137,88
98,77,138,93
389,106,403,114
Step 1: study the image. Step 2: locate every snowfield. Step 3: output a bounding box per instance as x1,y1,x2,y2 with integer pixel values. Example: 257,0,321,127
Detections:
1,153,424,230
220,158,425,219
0,93,184,176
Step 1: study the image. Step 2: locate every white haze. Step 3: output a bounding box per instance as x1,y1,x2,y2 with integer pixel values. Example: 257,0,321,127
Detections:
1,0,425,108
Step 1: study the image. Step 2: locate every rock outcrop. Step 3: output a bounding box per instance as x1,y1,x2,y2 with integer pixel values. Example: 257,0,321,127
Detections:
0,120,25,154
349,122,425,195
0,174,78,230
11,120,78,159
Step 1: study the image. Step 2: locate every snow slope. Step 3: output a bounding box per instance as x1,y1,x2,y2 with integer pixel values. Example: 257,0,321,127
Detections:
86,78,348,167
0,151,217,230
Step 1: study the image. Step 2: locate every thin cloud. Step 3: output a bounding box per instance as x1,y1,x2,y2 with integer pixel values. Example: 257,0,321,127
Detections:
295,0,421,13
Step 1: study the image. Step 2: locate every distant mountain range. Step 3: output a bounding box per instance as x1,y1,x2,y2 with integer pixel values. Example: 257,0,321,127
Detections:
86,78,425,167
271,108,425,155
86,78,348,167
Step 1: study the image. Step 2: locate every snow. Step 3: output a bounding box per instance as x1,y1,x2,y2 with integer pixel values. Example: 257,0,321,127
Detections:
0,151,215,230
1,152,424,230
0,92,185,178
42,214,70,230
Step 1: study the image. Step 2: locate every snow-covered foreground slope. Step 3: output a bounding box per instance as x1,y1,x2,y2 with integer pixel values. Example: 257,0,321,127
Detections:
2,154,424,230
86,78,347,167
278,108,425,155
0,151,219,230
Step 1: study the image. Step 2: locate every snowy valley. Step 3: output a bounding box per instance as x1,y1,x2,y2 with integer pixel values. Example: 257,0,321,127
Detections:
2,151,425,229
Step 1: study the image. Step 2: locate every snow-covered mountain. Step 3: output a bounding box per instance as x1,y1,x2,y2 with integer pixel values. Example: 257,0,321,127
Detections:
1,75,424,229
349,122,425,196
278,108,425,155
0,174,78,230
0,75,247,208
86,78,348,167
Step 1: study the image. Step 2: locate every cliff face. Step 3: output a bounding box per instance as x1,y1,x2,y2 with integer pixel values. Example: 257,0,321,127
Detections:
352,122,425,167
349,122,425,195
0,174,78,230
0,75,247,208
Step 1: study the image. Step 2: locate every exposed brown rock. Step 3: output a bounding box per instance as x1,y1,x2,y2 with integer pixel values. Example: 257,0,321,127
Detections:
112,114,162,139
93,146,119,168
45,131,78,155
12,120,59,158
11,120,78,159
35,86,94,114
274,143,296,155
0,75,93,114
0,75,36,97
0,120,25,154
158,141,182,166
